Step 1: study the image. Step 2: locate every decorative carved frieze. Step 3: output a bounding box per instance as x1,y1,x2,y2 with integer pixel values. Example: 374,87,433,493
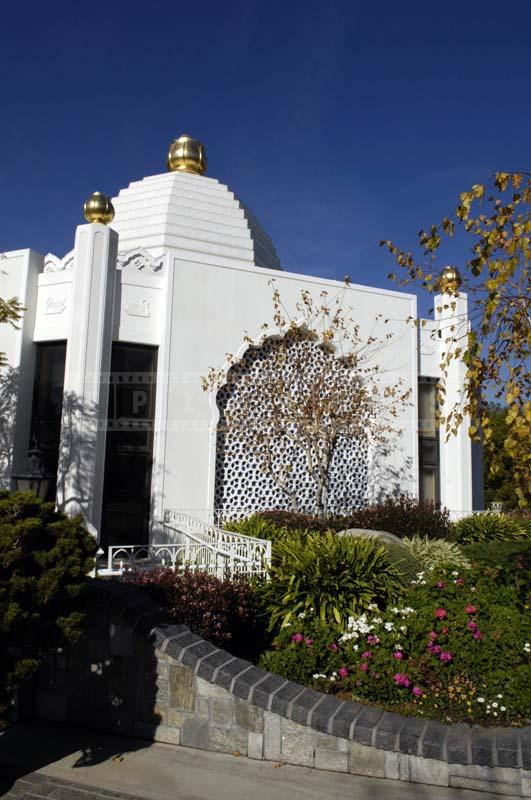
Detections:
43,250,74,272
117,248,163,273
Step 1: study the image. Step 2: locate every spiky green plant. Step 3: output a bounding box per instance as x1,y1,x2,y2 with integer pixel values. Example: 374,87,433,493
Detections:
400,536,471,571
260,531,403,631
451,513,530,544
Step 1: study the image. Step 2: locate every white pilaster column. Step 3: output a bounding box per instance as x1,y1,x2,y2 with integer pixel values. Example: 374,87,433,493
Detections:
56,223,117,537
434,291,473,514
0,249,42,485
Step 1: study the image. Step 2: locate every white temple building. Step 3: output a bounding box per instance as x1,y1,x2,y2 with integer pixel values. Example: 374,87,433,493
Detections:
0,135,483,550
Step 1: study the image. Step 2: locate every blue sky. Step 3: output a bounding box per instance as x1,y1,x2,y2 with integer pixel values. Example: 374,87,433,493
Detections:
1,0,530,316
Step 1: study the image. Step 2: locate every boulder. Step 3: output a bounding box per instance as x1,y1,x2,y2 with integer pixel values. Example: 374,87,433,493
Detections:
336,528,403,547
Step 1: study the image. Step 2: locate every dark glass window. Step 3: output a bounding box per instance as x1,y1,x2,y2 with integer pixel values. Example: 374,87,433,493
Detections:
101,343,158,548
29,341,67,499
418,377,440,505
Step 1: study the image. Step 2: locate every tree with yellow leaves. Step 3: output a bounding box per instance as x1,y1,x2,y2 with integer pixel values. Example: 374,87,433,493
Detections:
382,172,530,506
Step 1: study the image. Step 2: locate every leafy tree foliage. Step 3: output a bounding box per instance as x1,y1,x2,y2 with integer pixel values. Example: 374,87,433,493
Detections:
0,298,23,369
0,491,96,703
0,255,23,368
483,404,519,509
381,173,530,506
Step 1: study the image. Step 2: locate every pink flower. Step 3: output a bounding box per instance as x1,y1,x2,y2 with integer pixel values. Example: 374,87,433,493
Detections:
412,686,423,697
291,633,304,643
359,662,369,672
435,608,447,619
455,577,465,585
442,627,449,635
464,604,477,615
428,631,438,640
393,651,403,660
467,621,478,631
330,643,338,651
432,644,442,655
305,638,314,647
473,630,483,640
393,673,411,688
436,581,445,589
361,651,372,660
338,667,349,679
367,635,379,645
439,651,453,663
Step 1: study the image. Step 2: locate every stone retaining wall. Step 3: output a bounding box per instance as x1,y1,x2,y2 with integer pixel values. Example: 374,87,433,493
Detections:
33,580,531,797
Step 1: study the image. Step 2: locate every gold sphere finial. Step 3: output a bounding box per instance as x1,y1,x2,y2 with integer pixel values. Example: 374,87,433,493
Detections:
436,265,462,293
83,192,115,224
167,134,207,175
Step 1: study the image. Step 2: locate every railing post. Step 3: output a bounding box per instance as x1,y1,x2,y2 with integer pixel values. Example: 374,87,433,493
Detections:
107,547,112,572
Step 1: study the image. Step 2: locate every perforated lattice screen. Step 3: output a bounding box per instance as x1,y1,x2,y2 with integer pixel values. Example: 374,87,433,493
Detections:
214,335,370,517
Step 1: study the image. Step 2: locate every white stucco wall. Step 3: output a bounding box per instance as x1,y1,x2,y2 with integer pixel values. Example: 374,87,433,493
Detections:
156,259,418,521
0,249,42,484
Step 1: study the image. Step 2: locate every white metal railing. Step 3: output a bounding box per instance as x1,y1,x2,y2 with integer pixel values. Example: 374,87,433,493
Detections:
162,509,272,576
105,510,272,578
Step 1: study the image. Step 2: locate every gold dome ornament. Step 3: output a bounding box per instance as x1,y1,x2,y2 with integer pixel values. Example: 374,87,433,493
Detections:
436,265,462,293
167,134,207,175
83,192,115,224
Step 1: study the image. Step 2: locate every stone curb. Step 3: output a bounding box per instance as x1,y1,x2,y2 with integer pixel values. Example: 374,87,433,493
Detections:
95,579,531,773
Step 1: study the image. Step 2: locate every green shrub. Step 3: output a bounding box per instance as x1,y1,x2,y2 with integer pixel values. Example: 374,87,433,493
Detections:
451,512,530,544
126,567,266,662
0,491,95,700
260,531,404,631
256,510,330,533
337,496,451,540
255,497,452,540
385,543,423,584
224,514,293,544
462,540,531,599
401,537,471,571
260,566,531,725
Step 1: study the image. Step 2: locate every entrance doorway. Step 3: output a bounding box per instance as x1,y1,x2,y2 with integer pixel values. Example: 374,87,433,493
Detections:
101,343,158,548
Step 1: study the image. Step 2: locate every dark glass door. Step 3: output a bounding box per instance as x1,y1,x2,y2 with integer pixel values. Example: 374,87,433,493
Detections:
29,342,67,501
101,344,158,547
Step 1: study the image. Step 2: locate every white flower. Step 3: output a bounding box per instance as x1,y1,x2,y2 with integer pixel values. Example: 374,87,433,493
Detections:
524,642,530,653
470,587,476,592
372,616,383,625
501,706,506,712
452,571,459,577
367,603,379,612
298,612,306,619
352,644,359,651
394,643,403,650
313,673,326,679
492,702,498,709
493,712,498,717
384,622,394,632
400,625,407,633
497,694,503,699
477,697,485,703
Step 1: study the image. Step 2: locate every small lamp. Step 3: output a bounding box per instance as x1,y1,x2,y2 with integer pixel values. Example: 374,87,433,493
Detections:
11,448,53,500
